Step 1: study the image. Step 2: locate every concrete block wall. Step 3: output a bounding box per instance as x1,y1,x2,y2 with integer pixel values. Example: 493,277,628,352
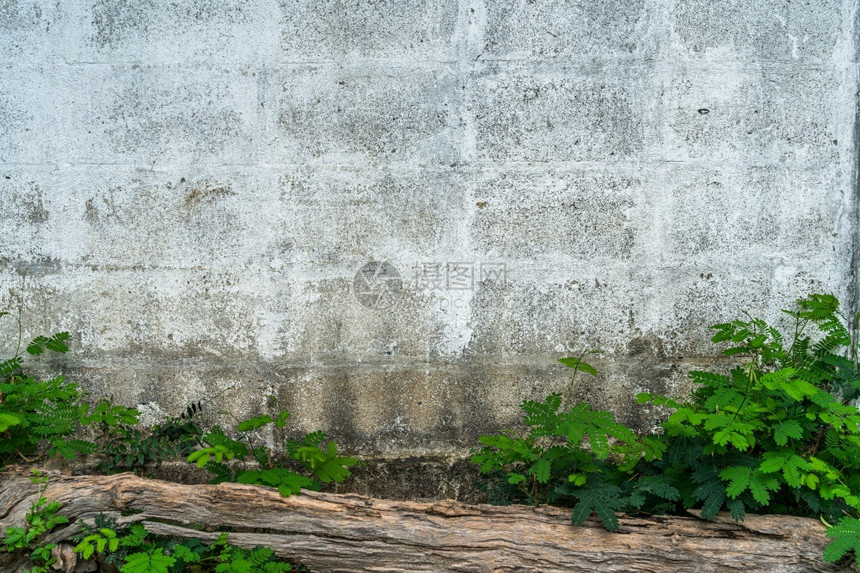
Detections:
1,1,858,469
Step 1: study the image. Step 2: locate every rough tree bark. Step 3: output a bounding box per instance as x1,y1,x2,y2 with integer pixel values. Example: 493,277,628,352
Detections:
0,470,850,572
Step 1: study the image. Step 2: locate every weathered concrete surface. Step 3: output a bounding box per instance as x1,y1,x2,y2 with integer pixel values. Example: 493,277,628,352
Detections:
1,1,858,483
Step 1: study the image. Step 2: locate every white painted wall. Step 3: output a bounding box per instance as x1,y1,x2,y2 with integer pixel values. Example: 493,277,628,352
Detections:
1,0,857,461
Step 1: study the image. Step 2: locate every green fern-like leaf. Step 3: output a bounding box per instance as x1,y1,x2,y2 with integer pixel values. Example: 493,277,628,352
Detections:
759,450,809,488
277,474,317,496
557,403,636,459
814,332,850,357
275,410,290,428
703,387,745,414
823,517,860,566
531,458,552,484
308,441,359,483
700,488,726,520
32,400,88,437
792,294,851,352
0,356,22,376
216,558,253,573
772,420,803,446
636,392,683,409
119,524,148,549
692,465,727,520
558,356,599,378
299,430,328,448
704,415,756,450
236,468,316,496
710,322,736,343
665,436,704,466
188,445,235,468
640,475,681,501
85,399,140,427
570,482,623,532
521,394,563,437
0,412,23,432
247,547,277,566
121,548,176,573
26,332,70,356
725,497,746,521
748,471,781,505
720,466,752,498
666,407,707,429
68,438,98,454
689,370,732,390
203,461,235,484
49,438,78,460
718,465,780,506
172,543,202,564
769,370,822,402
237,415,273,432
262,561,292,572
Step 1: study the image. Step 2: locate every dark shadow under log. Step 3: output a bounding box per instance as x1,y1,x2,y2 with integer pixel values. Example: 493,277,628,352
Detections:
0,470,850,572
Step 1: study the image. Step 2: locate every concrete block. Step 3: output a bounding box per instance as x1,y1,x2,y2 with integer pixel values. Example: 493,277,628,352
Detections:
0,66,67,164
0,172,52,262
78,170,272,269
655,263,847,357
469,166,641,261
465,265,650,357
470,63,650,162
659,164,850,259
269,276,446,361
0,168,279,269
659,63,843,163
91,66,260,166
0,64,261,166
278,0,460,62
70,361,238,421
0,1,66,63
81,0,281,64
8,267,270,360
276,165,466,264
477,0,653,61
53,359,565,455
266,65,460,165
669,0,843,62
275,360,577,454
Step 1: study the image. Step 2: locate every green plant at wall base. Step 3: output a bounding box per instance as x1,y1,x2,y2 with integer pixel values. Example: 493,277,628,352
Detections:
188,404,359,496
473,293,860,567
2,470,70,573
557,349,603,409
637,295,860,520
73,515,295,572
0,312,139,468
99,402,205,476
470,365,666,531
633,293,860,567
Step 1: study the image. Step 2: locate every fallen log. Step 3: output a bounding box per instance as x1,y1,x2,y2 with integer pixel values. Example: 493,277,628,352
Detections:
0,470,850,572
